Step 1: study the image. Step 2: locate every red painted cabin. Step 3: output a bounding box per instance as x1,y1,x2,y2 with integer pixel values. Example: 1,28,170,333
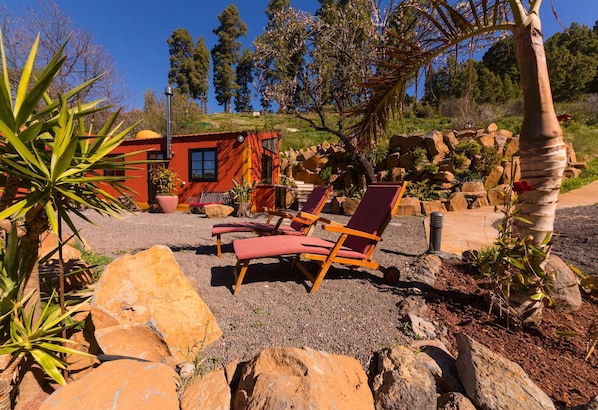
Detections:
105,130,282,211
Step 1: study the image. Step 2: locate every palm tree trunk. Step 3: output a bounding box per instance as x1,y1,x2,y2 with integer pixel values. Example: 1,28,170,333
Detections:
512,21,568,246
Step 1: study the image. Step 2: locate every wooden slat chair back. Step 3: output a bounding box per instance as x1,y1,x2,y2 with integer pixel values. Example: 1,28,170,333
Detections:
210,185,332,257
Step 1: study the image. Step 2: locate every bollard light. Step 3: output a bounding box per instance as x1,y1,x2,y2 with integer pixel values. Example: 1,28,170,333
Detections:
428,211,443,254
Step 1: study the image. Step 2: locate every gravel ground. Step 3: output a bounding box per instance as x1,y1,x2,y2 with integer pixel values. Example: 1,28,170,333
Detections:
65,209,430,368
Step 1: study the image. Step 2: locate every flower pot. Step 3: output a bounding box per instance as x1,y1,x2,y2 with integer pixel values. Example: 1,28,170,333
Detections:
156,195,179,214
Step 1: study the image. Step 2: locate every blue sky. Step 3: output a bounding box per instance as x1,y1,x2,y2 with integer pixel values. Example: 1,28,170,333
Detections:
3,0,597,112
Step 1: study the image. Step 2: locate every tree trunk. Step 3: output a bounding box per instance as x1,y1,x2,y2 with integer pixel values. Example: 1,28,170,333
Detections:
20,204,48,324
0,175,21,212
512,20,567,246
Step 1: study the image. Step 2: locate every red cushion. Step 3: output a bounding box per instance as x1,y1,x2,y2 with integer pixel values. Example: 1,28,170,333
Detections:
233,235,366,261
211,222,302,236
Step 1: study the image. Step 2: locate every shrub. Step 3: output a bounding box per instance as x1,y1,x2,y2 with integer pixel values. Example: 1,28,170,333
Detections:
454,169,482,183
454,140,481,157
472,145,501,176
453,152,470,169
405,180,445,201
464,181,554,326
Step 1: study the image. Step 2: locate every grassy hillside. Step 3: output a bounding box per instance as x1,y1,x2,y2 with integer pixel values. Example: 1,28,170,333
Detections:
196,111,597,157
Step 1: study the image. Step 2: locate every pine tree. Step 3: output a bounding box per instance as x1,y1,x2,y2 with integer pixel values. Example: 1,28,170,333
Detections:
234,49,254,112
194,37,210,112
211,4,247,113
545,22,598,101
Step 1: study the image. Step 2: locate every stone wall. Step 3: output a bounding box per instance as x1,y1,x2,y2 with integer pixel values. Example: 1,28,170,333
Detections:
282,124,586,215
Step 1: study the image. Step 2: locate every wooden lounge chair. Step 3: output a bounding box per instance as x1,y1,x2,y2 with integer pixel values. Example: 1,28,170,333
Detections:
211,185,332,257
231,183,407,294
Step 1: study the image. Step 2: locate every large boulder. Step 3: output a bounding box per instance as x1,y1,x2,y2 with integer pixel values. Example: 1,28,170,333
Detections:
370,345,437,410
455,333,555,410
425,130,450,163
181,369,231,410
40,360,179,410
91,245,222,364
234,347,374,410
203,204,234,218
447,192,469,212
397,197,421,216
544,254,583,313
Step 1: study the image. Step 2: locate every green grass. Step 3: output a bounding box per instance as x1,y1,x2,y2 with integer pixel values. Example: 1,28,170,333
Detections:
74,246,113,282
562,123,598,160
561,158,598,193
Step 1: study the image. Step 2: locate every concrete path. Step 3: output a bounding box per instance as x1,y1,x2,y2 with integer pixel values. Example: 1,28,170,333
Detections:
431,180,598,255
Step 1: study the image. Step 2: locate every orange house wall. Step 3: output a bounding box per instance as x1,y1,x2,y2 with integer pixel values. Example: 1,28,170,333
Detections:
106,131,280,205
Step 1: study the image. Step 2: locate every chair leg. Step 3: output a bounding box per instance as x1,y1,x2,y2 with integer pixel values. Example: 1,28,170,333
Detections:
310,261,333,293
233,260,250,295
216,235,222,258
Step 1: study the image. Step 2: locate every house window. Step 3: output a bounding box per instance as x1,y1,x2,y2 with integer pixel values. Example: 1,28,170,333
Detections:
103,155,125,180
189,148,218,182
261,154,273,184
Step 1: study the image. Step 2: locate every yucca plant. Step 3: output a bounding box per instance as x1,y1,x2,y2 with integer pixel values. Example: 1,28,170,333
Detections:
0,30,146,401
0,31,144,311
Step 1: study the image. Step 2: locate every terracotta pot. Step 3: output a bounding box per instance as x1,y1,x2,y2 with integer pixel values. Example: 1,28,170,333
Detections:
155,195,179,213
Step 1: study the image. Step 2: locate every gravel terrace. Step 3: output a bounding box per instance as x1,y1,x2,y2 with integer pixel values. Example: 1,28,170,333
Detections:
66,209,431,368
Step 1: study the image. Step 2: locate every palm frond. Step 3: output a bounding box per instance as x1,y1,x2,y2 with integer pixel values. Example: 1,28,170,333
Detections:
352,0,515,144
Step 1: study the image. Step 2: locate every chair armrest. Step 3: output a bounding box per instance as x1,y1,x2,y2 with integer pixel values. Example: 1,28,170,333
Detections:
316,217,344,227
322,224,382,242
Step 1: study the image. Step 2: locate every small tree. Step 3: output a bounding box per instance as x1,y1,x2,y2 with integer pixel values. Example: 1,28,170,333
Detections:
254,0,387,182
354,1,568,322
212,4,248,113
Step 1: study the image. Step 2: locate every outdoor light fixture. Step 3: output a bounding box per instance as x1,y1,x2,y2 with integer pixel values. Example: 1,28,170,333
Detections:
237,134,245,143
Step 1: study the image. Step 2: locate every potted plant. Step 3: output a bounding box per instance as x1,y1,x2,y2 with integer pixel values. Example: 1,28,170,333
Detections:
151,166,181,213
228,178,255,217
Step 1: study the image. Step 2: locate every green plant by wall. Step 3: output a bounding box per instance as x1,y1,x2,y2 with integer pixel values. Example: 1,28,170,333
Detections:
336,186,365,199
453,152,470,169
411,147,429,172
454,140,481,158
227,178,255,203
454,169,482,183
319,166,334,182
151,166,181,195
405,180,445,201
279,175,297,188
472,145,501,176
